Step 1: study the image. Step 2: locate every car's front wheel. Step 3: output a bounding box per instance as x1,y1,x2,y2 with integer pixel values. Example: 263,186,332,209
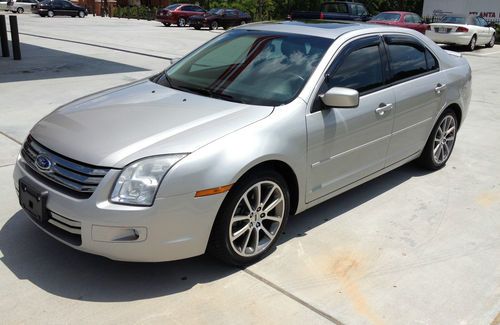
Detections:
16,7,24,13
78,10,84,18
208,170,290,266
418,109,458,170
209,20,218,30
47,10,54,17
486,33,496,48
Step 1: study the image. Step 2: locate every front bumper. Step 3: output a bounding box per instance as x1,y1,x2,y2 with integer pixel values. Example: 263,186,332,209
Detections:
13,155,225,262
426,31,472,46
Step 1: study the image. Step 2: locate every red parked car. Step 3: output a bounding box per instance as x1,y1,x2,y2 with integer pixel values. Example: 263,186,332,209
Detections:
156,3,206,27
368,11,429,34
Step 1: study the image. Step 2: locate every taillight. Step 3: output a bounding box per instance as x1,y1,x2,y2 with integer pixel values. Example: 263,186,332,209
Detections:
456,27,469,32
320,12,324,20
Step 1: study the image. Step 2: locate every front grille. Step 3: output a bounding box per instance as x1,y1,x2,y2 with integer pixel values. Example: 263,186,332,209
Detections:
21,136,110,197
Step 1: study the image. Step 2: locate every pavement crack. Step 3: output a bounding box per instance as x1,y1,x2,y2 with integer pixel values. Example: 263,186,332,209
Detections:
18,32,174,61
242,268,345,325
0,131,22,145
0,163,15,168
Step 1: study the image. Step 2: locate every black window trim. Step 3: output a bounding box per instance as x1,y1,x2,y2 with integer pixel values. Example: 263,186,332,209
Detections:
311,35,389,113
382,34,440,87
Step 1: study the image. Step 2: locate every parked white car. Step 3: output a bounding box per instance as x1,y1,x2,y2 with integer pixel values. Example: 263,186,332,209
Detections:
426,15,496,51
7,0,38,13
0,0,11,11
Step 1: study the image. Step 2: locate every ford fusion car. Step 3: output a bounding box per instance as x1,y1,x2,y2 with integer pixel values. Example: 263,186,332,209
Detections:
426,15,496,51
13,21,471,265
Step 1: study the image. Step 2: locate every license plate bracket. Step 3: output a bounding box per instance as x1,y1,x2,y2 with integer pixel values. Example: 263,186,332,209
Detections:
19,178,49,224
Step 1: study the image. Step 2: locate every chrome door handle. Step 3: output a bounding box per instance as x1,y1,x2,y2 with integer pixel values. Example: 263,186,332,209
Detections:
375,103,393,116
435,83,447,94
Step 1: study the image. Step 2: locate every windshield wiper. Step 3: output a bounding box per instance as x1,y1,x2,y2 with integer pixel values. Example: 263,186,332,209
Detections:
170,84,246,104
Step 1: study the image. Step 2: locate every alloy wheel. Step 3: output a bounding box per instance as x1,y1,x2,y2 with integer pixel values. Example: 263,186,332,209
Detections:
78,10,84,18
229,181,285,257
48,10,54,17
17,7,23,13
433,115,456,164
178,18,186,27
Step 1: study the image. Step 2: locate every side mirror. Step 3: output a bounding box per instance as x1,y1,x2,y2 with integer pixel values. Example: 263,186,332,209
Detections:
320,87,359,109
488,22,497,28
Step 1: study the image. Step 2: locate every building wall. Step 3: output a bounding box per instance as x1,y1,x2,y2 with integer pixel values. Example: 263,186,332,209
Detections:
423,0,500,21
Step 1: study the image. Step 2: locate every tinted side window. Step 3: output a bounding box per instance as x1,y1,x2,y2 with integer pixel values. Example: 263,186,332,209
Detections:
387,43,427,82
354,4,368,16
327,45,383,93
425,50,439,71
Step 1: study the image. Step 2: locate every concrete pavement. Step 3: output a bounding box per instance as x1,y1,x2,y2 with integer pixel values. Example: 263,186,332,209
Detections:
0,15,499,324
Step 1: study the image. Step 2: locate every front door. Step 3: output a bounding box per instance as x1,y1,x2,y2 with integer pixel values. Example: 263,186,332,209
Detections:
306,36,395,202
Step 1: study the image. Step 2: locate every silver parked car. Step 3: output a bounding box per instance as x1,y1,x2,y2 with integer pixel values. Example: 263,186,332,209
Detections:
6,0,38,13
13,21,472,265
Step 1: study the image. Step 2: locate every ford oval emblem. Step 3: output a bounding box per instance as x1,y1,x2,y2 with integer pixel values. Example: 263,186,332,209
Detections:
35,154,52,171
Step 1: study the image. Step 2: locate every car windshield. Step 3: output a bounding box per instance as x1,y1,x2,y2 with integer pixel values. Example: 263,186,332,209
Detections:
156,29,333,106
166,4,180,10
372,13,401,21
441,16,466,24
208,8,221,14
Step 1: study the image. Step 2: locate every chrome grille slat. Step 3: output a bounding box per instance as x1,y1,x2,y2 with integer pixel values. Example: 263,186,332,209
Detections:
29,140,108,176
22,136,110,196
51,164,102,185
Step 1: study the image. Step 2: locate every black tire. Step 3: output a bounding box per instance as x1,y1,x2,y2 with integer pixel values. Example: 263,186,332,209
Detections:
177,17,186,27
194,26,201,30
486,33,495,48
208,169,290,266
47,10,54,17
17,7,24,14
162,22,170,27
467,35,477,51
418,109,458,170
209,20,218,30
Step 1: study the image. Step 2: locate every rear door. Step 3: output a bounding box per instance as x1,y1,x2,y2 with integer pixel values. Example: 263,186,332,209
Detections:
306,35,395,202
383,35,446,165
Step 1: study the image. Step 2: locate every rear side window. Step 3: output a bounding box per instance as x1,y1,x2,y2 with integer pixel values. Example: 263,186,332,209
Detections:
386,43,427,82
425,50,439,71
322,3,348,14
327,45,384,93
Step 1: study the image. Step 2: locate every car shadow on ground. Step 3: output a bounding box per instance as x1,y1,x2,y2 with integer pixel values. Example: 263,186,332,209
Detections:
0,162,431,302
0,42,147,83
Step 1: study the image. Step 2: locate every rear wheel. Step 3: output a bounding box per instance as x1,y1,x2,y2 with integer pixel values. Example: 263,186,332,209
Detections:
209,20,218,30
194,26,201,30
177,17,186,27
486,33,495,48
16,7,24,13
162,22,170,27
208,170,290,266
78,10,84,18
418,109,458,170
467,35,477,51
47,10,54,17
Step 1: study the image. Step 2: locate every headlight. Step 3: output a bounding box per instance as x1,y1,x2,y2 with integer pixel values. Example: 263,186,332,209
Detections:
110,154,186,206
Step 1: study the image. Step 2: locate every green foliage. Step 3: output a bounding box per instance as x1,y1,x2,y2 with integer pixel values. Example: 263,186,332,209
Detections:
113,5,157,20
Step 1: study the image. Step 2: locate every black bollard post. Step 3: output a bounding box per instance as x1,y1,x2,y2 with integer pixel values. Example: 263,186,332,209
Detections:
9,15,20,60
0,15,9,58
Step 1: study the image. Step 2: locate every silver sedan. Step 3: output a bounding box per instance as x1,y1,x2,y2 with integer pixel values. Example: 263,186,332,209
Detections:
13,21,472,265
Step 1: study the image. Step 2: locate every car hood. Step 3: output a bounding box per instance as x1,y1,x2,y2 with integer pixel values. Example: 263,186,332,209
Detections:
30,79,273,168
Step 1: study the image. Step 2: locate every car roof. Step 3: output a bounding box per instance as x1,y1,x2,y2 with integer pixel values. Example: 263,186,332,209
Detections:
236,21,391,39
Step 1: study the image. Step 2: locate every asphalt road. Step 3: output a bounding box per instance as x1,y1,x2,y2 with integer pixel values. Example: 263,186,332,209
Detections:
0,15,499,325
